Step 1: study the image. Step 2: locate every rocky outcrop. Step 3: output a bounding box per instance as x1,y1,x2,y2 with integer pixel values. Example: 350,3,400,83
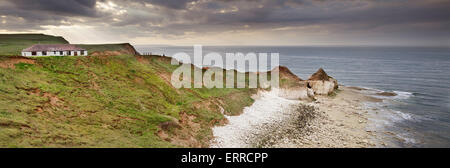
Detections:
271,66,315,100
307,68,338,95
271,66,339,99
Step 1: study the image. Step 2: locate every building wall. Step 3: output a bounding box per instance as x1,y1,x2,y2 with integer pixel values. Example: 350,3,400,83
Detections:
22,50,88,57
22,52,31,56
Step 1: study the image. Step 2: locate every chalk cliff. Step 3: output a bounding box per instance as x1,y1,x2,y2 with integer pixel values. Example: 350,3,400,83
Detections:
307,68,339,95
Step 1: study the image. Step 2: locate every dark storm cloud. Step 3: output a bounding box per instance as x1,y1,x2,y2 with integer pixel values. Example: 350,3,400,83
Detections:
205,0,450,26
0,0,101,30
1,0,449,45
7,0,98,16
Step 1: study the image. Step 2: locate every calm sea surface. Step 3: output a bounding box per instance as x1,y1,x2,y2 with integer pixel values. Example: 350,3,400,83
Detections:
135,45,450,147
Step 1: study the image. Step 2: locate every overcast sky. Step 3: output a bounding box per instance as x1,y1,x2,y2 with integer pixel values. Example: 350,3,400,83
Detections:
1,0,449,46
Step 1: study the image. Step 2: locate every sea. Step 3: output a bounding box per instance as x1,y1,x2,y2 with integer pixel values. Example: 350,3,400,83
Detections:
135,45,450,147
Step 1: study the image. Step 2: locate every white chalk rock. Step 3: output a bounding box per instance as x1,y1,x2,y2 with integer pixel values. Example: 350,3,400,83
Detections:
307,68,338,95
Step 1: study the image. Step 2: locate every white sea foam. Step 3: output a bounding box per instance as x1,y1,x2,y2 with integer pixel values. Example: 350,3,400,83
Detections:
365,103,420,147
393,91,414,100
359,86,414,101
366,102,419,123
365,89,417,122
391,110,415,122
396,133,418,144
363,90,420,147
361,86,383,92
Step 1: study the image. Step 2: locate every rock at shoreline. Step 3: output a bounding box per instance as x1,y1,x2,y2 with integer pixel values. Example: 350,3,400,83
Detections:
347,86,367,91
272,67,338,99
307,68,338,95
376,92,397,96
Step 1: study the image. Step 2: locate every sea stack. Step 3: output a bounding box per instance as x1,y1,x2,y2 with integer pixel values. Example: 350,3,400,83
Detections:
272,66,315,100
307,68,339,95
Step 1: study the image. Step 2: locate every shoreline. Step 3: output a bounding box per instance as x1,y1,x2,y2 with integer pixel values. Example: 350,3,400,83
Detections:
211,86,384,148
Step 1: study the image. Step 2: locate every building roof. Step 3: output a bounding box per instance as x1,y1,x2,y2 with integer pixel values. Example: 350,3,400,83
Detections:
22,44,86,52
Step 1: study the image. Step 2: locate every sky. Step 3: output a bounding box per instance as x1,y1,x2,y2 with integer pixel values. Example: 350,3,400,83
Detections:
0,0,449,46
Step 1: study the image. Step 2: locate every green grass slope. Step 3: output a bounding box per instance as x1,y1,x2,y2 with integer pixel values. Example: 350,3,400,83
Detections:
0,34,68,56
0,54,259,147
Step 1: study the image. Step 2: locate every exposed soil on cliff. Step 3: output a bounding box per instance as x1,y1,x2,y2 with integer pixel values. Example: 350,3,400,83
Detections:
156,112,204,147
0,56,35,69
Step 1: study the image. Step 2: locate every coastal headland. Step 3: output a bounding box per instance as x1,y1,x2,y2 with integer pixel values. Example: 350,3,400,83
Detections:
0,34,385,148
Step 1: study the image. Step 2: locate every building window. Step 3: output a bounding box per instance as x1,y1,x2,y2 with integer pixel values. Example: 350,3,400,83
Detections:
32,51,36,56
42,51,47,56
60,51,63,55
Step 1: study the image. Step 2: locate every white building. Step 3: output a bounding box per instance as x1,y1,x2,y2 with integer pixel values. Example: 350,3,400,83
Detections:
22,44,88,57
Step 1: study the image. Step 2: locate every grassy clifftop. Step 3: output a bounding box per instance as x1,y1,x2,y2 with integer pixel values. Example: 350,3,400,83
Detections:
0,34,137,56
0,34,68,56
77,43,139,56
0,34,302,147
